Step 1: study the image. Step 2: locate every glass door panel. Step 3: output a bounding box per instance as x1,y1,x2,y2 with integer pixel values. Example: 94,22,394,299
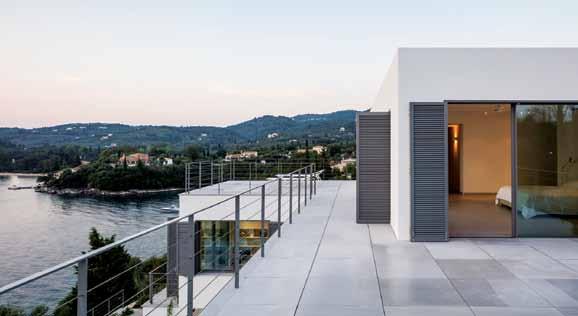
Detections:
516,104,578,237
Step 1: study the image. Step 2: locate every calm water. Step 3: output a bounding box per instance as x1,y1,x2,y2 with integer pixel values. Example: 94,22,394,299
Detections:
0,175,178,310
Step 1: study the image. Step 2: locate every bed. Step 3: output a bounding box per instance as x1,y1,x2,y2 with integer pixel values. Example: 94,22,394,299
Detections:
496,182,578,219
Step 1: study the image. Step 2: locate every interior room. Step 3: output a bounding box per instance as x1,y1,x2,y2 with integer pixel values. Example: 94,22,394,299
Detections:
448,104,512,237
516,104,578,237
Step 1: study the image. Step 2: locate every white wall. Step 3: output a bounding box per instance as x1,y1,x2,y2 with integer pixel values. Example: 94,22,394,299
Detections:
449,105,511,193
372,55,399,235
375,48,578,240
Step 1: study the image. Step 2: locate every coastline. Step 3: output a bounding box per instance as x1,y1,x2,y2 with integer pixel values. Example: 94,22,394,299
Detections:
0,172,47,177
35,186,184,197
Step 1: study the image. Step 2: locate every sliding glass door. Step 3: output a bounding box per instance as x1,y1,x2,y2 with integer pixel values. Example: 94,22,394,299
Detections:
516,104,578,237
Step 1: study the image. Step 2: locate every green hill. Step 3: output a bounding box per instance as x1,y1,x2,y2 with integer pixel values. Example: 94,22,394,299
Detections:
0,110,361,149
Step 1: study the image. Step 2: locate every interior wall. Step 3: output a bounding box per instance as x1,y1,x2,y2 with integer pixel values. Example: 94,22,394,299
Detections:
448,104,511,193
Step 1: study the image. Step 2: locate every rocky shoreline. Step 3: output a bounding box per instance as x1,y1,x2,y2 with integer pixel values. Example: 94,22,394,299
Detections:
0,172,48,177
35,186,184,197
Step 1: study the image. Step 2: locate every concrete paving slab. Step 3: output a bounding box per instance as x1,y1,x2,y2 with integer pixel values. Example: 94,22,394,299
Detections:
198,181,578,316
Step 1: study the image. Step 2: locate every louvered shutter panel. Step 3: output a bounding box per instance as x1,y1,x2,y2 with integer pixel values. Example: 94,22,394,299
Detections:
411,103,448,241
356,112,390,223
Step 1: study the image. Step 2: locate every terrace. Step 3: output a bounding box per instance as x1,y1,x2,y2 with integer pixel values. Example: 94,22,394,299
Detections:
1,163,578,316
201,181,578,316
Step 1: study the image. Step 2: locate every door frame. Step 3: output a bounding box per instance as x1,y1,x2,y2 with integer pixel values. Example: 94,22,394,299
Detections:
411,100,578,239
444,101,515,237
444,100,578,238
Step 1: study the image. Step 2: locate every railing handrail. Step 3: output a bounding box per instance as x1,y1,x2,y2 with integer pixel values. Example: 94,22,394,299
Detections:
183,160,322,167
0,164,315,296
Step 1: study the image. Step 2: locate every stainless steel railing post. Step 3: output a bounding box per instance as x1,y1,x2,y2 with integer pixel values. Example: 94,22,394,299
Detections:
219,163,222,194
277,177,282,237
309,164,312,197
77,258,88,316
198,161,202,189
260,185,265,258
187,214,195,316
314,174,317,196
314,164,317,195
289,173,293,224
298,169,301,214
185,164,188,193
304,166,308,206
148,271,153,304
210,161,214,185
234,195,240,288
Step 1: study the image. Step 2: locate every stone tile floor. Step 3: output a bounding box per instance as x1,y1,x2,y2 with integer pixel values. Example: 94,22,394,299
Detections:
200,181,578,316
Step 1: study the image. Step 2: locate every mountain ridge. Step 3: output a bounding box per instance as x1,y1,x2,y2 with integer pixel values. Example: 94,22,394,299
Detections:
0,110,361,149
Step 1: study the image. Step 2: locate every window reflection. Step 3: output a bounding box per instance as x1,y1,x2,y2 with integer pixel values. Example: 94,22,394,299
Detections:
517,104,578,237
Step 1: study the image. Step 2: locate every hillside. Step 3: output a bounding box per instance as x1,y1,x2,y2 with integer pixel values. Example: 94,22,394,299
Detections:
0,110,361,149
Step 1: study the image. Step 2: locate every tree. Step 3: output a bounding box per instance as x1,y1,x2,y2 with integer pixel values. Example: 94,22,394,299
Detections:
29,306,48,316
54,229,137,316
183,145,201,161
0,305,48,316
345,163,357,180
0,306,24,316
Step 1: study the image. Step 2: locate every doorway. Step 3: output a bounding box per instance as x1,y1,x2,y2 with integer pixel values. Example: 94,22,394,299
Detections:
447,104,513,237
448,125,461,194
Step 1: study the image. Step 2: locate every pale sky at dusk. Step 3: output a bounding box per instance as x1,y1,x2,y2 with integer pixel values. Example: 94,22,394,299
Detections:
2,0,578,128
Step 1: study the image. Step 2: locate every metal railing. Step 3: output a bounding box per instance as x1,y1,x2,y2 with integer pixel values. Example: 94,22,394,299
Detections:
0,164,320,316
184,160,322,193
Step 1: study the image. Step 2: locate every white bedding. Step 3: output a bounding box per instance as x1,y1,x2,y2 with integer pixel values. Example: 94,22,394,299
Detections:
495,185,550,219
496,185,511,205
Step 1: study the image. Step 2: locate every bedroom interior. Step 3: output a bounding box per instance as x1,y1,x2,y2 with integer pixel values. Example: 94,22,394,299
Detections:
445,102,578,237
447,104,512,237
516,104,578,237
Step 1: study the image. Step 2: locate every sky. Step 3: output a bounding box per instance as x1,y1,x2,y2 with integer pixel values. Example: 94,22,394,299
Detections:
2,0,578,128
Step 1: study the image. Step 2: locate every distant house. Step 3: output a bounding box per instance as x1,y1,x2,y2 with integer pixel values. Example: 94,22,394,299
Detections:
332,158,356,172
267,132,279,139
296,145,326,155
161,157,174,166
225,151,258,161
339,127,346,132
119,153,150,167
312,145,326,154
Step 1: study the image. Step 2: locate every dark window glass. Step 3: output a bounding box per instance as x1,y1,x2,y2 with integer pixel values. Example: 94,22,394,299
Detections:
516,104,578,237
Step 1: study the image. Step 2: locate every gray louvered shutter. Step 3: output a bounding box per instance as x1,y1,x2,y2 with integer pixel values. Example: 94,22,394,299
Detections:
356,112,390,224
177,221,195,277
166,219,179,296
411,103,448,241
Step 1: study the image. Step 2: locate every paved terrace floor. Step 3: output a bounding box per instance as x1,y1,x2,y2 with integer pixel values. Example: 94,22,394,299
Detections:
201,181,578,316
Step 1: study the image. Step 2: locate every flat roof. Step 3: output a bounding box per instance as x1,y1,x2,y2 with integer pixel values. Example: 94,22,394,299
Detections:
199,180,578,316
180,180,312,221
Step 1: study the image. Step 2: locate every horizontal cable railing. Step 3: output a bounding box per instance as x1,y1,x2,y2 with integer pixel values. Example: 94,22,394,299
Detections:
184,160,324,194
0,164,320,316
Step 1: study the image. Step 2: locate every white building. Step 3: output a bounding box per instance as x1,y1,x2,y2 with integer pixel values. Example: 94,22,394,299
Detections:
332,158,356,172
357,48,578,241
225,151,258,161
161,157,174,166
